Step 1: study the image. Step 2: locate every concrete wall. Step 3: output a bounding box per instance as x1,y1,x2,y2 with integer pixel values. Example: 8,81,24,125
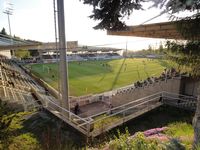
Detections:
107,76,199,108
110,78,182,107
0,50,11,59
182,77,200,96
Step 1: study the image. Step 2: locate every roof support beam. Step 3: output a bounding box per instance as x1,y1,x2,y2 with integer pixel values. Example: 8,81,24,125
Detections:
107,21,200,40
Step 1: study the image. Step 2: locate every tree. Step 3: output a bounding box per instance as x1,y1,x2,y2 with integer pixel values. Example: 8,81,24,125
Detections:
159,42,164,53
81,0,200,30
81,0,144,30
166,40,200,148
15,49,30,59
0,28,7,35
148,45,153,52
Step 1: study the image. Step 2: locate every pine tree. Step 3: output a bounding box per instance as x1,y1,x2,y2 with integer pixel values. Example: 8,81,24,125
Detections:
0,28,7,35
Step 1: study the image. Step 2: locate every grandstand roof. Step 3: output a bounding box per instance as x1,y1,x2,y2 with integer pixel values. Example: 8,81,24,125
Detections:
107,20,200,40
0,34,41,50
0,36,121,52
72,45,121,52
26,43,121,52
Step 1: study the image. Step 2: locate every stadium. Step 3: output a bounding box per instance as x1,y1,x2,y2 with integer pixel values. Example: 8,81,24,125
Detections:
0,32,198,138
0,0,199,149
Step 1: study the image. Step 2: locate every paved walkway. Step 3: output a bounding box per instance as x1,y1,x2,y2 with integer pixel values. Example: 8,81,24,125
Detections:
76,101,110,118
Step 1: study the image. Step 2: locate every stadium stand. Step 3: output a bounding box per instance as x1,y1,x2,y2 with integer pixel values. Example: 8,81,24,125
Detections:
18,51,122,64
0,55,44,111
0,53,194,113
0,54,197,137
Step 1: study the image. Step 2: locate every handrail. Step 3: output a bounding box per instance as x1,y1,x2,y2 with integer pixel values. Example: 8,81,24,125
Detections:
43,95,90,124
92,96,161,124
163,91,197,99
88,92,162,119
88,91,197,125
163,95,197,103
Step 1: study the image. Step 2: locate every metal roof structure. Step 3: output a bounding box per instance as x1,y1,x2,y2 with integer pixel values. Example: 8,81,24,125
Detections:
0,34,41,50
0,35,121,52
107,20,200,40
72,46,121,52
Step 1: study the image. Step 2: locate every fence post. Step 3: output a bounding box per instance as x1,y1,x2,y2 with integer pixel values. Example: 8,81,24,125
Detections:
87,121,91,137
123,106,125,123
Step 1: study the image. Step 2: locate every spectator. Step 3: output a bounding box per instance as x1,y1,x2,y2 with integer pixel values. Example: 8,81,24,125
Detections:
45,88,48,95
109,103,113,114
74,102,80,115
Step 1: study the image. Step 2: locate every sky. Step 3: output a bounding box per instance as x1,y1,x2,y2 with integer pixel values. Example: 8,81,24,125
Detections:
0,0,175,50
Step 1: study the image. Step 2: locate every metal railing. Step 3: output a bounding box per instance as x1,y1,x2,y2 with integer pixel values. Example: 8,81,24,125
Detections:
162,91,197,110
33,90,197,137
88,92,163,136
40,94,91,135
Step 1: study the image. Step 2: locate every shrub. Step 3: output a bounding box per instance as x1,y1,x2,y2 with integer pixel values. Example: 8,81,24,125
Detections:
8,133,41,150
165,138,185,150
109,129,161,150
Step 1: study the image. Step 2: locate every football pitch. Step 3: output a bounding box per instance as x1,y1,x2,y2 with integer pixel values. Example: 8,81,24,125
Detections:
28,58,174,96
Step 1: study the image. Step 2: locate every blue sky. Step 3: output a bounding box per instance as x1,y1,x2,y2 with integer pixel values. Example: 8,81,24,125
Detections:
0,0,172,50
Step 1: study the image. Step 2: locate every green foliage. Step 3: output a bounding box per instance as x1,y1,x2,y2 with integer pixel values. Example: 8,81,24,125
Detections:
108,122,194,150
109,130,161,150
166,40,200,77
8,133,41,150
165,139,186,150
0,28,7,35
129,132,160,150
0,104,41,150
0,100,15,139
81,0,143,30
164,122,194,149
0,111,81,150
165,122,194,138
94,114,121,130
15,49,30,59
158,42,165,53
127,47,166,57
81,0,200,30
194,144,200,150
109,128,130,150
151,0,200,14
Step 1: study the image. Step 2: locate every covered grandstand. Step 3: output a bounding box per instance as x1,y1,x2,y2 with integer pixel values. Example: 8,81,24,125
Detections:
0,35,123,62
20,42,123,63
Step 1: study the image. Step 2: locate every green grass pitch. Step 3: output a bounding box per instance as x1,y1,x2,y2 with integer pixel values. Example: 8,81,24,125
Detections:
28,58,173,96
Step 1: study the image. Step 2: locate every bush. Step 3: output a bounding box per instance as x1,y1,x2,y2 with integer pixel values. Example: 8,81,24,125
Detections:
165,138,185,150
8,133,41,150
109,129,161,150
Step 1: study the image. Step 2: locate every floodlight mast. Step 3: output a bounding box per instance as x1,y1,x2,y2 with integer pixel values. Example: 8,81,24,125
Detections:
56,0,70,116
3,9,12,36
3,2,14,57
